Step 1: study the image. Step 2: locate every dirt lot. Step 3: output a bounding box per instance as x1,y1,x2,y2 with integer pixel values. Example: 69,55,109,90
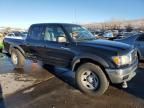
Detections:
0,53,144,108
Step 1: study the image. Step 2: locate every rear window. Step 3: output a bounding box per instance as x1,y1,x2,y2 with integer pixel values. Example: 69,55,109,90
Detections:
29,25,44,40
14,32,22,36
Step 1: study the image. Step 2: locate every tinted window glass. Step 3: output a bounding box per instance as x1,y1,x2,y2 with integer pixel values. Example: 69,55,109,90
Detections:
29,26,44,40
44,26,66,42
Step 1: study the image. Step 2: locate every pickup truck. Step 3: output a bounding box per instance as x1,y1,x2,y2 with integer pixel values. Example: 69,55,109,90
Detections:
5,32,26,40
3,23,138,96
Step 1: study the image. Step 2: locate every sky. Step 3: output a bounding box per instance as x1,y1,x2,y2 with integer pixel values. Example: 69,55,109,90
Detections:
0,0,144,28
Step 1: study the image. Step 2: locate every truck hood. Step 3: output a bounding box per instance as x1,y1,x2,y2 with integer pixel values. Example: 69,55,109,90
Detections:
78,39,133,55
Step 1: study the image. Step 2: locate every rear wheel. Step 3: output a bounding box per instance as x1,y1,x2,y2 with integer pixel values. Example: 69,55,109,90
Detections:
76,63,109,96
11,49,25,69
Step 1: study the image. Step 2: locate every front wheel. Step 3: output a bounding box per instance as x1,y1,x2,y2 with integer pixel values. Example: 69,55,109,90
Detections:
11,49,25,69
76,63,109,96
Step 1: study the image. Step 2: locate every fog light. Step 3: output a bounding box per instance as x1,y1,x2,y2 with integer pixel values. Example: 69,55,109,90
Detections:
123,75,129,80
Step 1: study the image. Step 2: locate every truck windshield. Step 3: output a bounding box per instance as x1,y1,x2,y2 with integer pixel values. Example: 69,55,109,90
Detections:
14,32,23,37
64,25,96,41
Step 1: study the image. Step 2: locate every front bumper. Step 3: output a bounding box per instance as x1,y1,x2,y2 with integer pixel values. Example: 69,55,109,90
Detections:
106,60,138,84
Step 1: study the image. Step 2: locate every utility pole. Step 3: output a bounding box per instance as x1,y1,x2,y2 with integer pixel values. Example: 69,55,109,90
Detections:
74,8,77,24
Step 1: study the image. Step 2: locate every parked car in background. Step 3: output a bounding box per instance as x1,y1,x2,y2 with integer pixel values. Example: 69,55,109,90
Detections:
103,31,114,39
112,30,119,37
115,33,144,60
91,30,105,39
22,32,28,37
5,32,26,40
115,31,139,40
91,31,99,38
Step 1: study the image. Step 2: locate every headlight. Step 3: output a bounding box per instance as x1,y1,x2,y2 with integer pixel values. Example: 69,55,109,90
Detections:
112,53,132,66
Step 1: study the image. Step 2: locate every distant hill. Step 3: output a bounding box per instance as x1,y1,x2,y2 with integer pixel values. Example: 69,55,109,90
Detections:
0,27,26,33
84,19,144,30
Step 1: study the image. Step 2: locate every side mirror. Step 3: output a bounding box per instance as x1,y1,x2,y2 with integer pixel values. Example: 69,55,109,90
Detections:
57,36,67,43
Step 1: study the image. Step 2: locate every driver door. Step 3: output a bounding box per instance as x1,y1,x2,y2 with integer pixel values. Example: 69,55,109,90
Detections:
42,25,74,67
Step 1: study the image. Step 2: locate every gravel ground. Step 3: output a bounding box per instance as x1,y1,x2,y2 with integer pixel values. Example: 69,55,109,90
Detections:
0,53,144,108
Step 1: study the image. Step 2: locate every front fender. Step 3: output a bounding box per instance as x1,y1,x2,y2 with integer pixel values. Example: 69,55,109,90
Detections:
71,54,111,71
10,45,25,56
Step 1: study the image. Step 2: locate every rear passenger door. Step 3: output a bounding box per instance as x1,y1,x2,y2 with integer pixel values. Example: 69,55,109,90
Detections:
24,25,46,60
43,25,74,67
135,34,144,58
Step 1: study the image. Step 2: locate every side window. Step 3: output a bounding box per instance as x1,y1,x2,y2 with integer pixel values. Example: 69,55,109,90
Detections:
137,34,144,41
29,26,44,40
44,26,66,42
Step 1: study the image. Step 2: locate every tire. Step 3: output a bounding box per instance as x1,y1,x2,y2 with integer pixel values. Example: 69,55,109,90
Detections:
11,49,25,69
76,63,109,96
